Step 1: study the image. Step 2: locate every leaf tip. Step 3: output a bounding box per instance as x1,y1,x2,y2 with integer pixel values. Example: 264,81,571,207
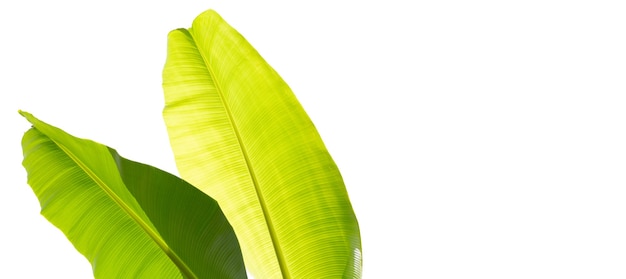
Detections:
167,28,188,37
199,8,220,17
18,110,34,122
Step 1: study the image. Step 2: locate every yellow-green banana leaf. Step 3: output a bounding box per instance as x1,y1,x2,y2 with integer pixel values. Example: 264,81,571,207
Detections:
20,111,246,279
162,10,362,279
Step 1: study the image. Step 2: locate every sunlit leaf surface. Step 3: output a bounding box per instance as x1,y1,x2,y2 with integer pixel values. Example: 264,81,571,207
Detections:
163,10,362,279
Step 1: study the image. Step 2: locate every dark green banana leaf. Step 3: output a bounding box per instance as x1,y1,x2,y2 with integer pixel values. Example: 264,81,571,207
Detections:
20,111,246,279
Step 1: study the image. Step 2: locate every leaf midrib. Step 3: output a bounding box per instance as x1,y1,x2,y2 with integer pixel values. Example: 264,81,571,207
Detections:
44,132,197,279
189,26,290,279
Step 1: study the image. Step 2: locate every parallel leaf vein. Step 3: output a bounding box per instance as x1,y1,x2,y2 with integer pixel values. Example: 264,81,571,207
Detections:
188,28,289,278
44,134,196,279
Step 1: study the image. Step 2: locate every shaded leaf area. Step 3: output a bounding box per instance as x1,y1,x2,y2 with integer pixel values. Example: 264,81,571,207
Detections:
163,10,362,279
20,111,246,279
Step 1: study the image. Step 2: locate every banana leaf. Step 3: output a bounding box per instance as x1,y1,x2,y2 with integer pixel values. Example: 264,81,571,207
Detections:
162,10,362,279
20,111,246,279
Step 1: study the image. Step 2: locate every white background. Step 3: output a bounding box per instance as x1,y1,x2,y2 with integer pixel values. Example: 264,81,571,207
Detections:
1,1,626,278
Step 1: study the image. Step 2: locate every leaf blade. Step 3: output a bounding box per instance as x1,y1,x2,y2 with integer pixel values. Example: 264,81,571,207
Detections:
163,10,362,279
20,111,246,279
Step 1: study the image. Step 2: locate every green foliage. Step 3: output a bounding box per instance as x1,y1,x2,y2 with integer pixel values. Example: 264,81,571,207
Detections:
20,9,361,279
20,111,246,278
163,10,361,279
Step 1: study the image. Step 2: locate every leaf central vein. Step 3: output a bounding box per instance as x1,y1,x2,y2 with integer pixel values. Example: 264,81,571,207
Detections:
189,27,289,278
49,138,197,279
